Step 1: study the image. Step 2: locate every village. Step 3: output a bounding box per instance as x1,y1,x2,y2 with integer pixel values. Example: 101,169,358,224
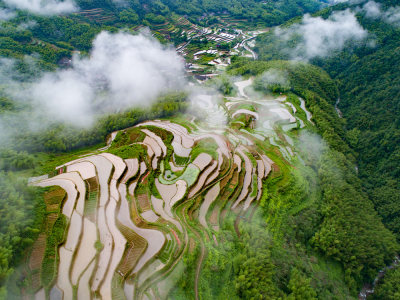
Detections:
174,22,268,80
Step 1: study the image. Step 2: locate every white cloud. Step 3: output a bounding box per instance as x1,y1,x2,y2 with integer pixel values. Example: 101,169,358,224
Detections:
363,0,382,18
0,8,16,20
31,31,185,126
3,0,78,15
328,0,349,4
258,69,289,87
2,31,185,129
362,1,400,25
17,20,37,30
189,89,226,129
275,9,368,60
326,0,364,5
385,6,400,24
31,70,95,126
297,131,327,166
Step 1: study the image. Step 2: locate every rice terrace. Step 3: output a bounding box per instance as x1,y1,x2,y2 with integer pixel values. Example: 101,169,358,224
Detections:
28,79,313,299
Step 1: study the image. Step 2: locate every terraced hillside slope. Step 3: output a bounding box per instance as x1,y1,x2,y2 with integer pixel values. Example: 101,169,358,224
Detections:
27,77,316,299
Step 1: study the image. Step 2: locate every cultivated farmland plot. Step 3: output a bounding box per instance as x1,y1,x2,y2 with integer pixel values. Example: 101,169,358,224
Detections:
29,77,312,299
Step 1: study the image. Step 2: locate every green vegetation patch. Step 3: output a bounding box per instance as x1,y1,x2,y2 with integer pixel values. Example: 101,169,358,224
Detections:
197,53,216,65
109,144,147,160
41,214,67,290
250,174,258,198
371,266,400,300
158,240,173,264
191,138,218,161
235,103,257,112
159,165,200,187
43,186,66,212
148,172,162,198
174,154,189,166
142,125,174,145
111,128,146,148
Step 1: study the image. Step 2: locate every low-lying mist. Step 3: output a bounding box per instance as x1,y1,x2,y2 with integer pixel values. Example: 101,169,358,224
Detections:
0,30,186,147
361,1,400,26
3,0,78,15
274,9,368,61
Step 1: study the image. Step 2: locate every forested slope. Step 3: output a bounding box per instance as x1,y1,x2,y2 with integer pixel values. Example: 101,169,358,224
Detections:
315,3,400,242
227,59,398,294
74,0,322,27
254,1,400,297
255,0,400,241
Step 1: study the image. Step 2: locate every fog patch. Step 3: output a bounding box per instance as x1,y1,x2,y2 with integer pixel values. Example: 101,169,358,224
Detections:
0,8,16,21
188,86,227,129
17,20,37,30
296,131,327,166
30,32,182,126
0,31,185,143
3,0,78,15
361,1,400,26
327,0,364,4
275,9,368,61
363,0,382,18
325,0,349,4
31,71,95,126
257,69,290,92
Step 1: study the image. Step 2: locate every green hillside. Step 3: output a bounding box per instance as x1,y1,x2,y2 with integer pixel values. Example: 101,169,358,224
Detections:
256,0,400,241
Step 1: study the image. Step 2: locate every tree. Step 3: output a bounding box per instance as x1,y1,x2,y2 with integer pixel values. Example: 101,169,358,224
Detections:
119,9,139,25
372,267,400,300
288,268,317,300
